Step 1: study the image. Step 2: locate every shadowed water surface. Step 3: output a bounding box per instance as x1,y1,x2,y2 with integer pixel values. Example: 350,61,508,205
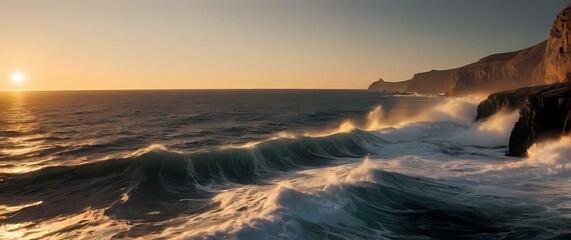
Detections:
1,90,569,239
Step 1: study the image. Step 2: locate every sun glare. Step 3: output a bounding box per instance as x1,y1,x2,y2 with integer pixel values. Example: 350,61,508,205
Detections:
11,72,26,84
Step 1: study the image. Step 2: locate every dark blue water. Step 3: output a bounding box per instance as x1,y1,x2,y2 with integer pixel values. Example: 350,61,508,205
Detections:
0,90,569,239
0,90,439,171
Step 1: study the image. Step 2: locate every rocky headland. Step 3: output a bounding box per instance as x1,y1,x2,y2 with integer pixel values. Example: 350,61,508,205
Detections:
371,3,571,157
475,4,571,157
476,83,571,157
369,4,571,96
367,78,410,92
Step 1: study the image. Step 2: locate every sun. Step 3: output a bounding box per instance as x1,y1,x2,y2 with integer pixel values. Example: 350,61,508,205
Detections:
11,72,26,83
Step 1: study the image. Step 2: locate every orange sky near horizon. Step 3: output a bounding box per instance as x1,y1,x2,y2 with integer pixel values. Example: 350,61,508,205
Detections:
0,1,566,91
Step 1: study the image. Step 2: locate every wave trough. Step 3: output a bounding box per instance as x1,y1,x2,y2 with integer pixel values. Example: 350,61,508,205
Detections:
1,91,570,239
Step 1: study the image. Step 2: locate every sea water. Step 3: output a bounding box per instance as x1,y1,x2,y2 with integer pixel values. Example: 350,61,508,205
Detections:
0,90,570,239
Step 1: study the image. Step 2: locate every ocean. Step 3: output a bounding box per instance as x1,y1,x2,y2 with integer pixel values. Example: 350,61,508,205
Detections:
0,90,570,239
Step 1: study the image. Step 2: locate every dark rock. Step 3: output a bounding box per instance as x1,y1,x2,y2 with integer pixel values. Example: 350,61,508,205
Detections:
475,84,567,121
476,83,571,157
508,83,571,157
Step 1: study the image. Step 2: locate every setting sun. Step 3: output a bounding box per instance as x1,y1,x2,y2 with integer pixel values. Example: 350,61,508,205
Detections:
11,72,26,83
0,1,569,239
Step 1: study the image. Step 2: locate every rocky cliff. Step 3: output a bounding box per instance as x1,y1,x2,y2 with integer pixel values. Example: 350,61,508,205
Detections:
476,83,571,157
446,41,548,96
545,4,571,84
370,41,549,96
450,3,571,96
475,83,563,120
367,78,410,92
406,69,456,94
369,4,571,96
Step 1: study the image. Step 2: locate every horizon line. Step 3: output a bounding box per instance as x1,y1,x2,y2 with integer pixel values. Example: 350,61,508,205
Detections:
0,87,368,92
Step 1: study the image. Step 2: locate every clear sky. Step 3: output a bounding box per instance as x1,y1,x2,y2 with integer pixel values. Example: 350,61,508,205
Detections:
0,0,567,90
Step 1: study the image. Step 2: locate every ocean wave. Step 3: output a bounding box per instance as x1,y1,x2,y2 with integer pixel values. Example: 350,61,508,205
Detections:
4,97,568,239
0,100,519,225
186,165,569,240
0,129,385,223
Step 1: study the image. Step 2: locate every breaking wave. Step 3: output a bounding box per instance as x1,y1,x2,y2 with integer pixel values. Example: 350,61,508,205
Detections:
2,97,570,239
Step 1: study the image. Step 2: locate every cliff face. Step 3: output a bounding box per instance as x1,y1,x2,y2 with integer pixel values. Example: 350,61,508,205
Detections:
446,41,548,96
509,83,571,157
371,41,549,96
369,4,571,96
405,69,456,94
545,4,571,84
367,78,410,92
476,83,562,120
475,83,571,157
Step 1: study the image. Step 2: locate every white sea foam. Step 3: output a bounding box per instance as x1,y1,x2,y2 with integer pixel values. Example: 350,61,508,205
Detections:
527,137,571,174
453,110,520,147
4,96,569,240
180,158,382,239
135,100,569,238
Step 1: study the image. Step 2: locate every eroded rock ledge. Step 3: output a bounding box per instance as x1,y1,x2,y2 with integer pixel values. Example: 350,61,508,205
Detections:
476,83,571,157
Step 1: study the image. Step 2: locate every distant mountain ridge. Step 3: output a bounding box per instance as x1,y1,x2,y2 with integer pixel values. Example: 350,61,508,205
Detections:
369,4,571,96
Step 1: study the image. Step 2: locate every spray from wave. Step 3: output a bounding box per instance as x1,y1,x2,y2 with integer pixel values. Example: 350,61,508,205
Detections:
305,97,480,138
3,96,570,239
453,110,520,147
527,136,571,174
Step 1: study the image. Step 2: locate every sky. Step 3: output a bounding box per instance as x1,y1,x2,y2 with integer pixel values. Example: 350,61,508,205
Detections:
0,0,567,90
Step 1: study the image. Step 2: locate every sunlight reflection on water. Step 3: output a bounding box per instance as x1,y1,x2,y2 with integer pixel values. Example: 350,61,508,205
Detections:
0,93,49,173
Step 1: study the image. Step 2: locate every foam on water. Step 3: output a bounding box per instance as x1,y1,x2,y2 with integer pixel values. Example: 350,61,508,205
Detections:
527,136,571,173
453,110,520,147
1,93,570,239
